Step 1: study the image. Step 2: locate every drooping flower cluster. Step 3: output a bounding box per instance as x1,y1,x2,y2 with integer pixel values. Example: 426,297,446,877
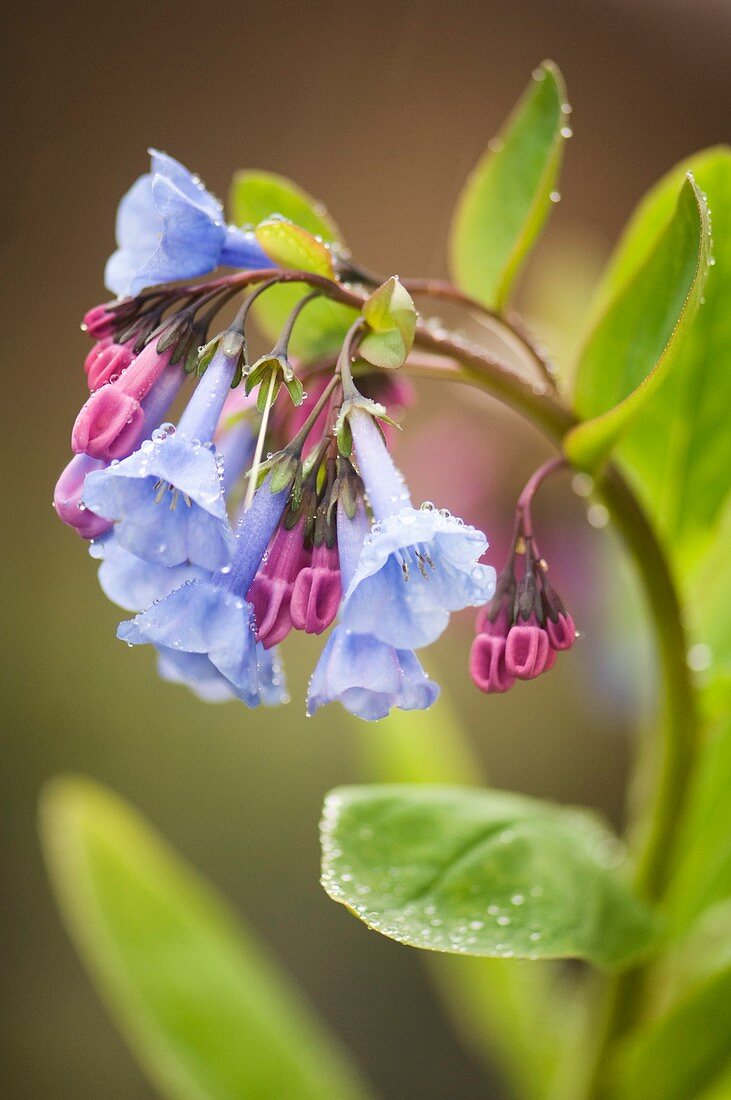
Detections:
55,150,575,721
469,459,576,694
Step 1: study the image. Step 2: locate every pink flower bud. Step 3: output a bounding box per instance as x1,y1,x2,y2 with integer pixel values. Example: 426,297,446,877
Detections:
72,386,145,459
247,575,295,649
545,611,576,651
247,519,311,648
82,303,118,339
85,340,136,391
72,342,172,460
54,454,112,539
290,544,341,634
469,633,515,693
505,616,551,679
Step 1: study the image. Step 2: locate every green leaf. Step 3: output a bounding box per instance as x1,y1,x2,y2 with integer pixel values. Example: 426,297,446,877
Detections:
449,61,569,311
584,147,731,563
566,176,711,470
41,777,370,1100
229,172,356,360
321,785,656,968
229,170,342,243
611,902,731,1100
360,277,416,369
254,219,334,278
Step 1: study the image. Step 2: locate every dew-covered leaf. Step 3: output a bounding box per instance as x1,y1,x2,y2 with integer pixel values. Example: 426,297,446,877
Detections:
449,61,569,310
41,777,370,1100
566,176,711,470
321,785,656,968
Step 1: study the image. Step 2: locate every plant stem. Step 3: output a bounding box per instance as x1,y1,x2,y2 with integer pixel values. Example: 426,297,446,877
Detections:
403,277,558,390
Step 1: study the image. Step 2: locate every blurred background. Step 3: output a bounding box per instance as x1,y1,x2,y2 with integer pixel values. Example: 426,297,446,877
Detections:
2,0,729,1096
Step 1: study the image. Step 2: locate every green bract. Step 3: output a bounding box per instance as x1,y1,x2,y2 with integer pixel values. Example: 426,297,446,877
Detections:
41,778,371,1100
449,61,568,311
321,785,656,968
567,175,711,471
360,277,416,369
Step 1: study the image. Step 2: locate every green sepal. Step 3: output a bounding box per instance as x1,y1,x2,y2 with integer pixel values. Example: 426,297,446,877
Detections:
337,417,353,458
285,374,304,407
260,375,282,413
268,451,301,495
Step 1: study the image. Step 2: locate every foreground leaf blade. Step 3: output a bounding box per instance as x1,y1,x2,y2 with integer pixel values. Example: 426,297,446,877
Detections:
449,61,568,310
321,785,655,968
41,777,370,1100
567,176,711,470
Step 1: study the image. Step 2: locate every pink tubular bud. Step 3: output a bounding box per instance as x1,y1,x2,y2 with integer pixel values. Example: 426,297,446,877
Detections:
505,616,551,680
247,575,295,649
72,386,145,459
475,599,512,637
85,340,136,391
469,633,515,694
545,611,576,651
84,337,112,377
290,544,341,634
82,303,118,340
54,453,112,539
246,519,311,648
72,342,172,460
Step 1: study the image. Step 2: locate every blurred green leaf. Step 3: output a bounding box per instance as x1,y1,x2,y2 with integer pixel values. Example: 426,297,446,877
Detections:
611,902,731,1100
667,709,731,929
230,172,356,360
582,147,731,561
567,176,711,470
360,277,416,369
230,170,342,243
321,785,656,968
41,777,370,1100
449,61,568,311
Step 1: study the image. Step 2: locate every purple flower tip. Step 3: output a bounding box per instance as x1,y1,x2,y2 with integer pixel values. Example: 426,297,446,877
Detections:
505,616,551,680
469,633,516,694
290,544,341,635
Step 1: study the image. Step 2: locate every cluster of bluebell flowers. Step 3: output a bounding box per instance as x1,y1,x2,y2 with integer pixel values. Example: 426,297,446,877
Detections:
55,150,507,720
